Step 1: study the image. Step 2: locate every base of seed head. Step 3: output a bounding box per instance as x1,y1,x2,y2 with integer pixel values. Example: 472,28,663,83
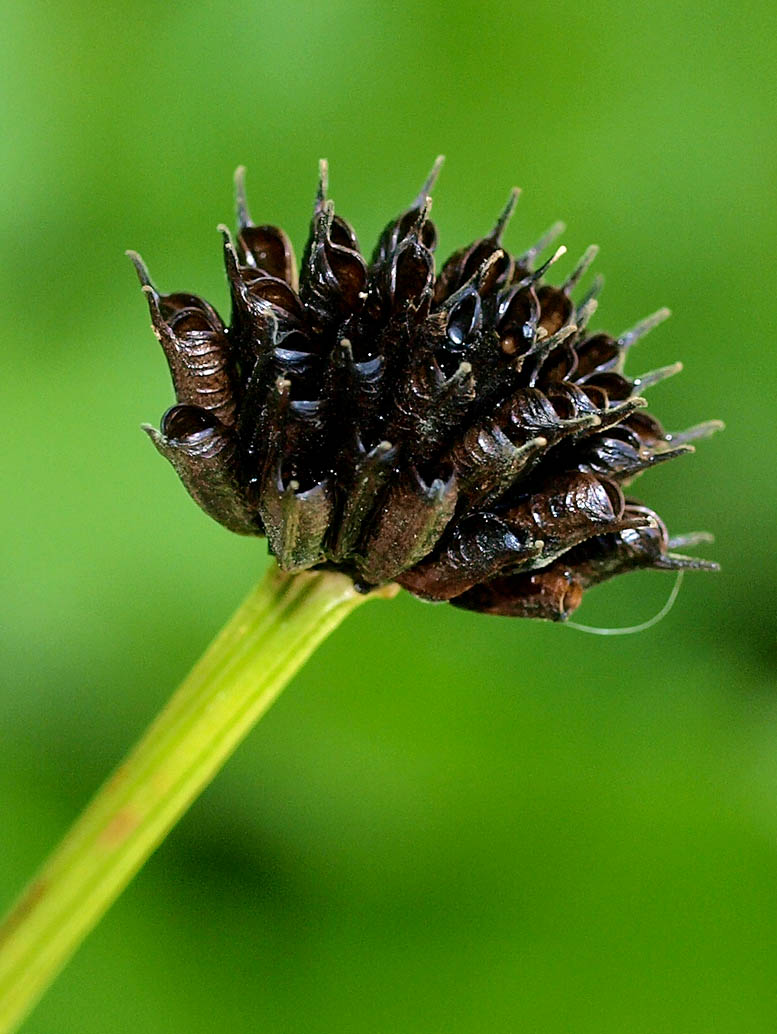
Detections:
129,159,720,620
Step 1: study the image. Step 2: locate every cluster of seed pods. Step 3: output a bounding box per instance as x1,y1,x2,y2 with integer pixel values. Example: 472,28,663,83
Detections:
130,159,720,620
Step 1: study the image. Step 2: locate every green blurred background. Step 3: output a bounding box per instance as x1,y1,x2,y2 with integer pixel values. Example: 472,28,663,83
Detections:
2,0,776,1030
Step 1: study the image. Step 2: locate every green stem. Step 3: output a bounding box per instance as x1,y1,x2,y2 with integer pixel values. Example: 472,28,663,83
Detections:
0,565,391,1034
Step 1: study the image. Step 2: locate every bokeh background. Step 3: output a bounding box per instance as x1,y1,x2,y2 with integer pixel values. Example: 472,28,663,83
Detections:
2,0,776,1030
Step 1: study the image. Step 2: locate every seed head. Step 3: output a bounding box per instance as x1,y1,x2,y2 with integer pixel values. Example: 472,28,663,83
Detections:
129,159,721,620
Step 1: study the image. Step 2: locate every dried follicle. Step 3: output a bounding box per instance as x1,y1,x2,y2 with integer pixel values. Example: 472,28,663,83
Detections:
130,160,721,620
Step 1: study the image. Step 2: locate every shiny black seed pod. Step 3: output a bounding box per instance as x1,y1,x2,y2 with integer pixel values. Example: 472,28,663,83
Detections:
130,159,721,620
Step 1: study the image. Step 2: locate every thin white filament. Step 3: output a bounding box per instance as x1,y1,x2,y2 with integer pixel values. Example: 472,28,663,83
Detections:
565,571,684,636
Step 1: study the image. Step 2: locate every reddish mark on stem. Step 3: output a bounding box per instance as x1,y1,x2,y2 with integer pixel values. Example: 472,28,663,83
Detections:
99,808,140,848
0,878,48,947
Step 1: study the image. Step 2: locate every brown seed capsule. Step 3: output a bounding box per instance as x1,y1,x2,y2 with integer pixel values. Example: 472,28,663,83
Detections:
130,160,720,619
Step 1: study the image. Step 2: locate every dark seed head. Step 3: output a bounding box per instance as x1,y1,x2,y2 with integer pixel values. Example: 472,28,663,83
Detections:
130,160,721,620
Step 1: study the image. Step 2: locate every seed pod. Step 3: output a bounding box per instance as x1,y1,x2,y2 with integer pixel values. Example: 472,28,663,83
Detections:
234,166,298,289
328,439,398,564
144,406,259,535
357,465,458,585
397,511,544,601
128,253,236,427
451,568,584,621
259,472,333,572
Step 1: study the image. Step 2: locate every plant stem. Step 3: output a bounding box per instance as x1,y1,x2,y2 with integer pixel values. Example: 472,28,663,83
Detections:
0,565,392,1034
